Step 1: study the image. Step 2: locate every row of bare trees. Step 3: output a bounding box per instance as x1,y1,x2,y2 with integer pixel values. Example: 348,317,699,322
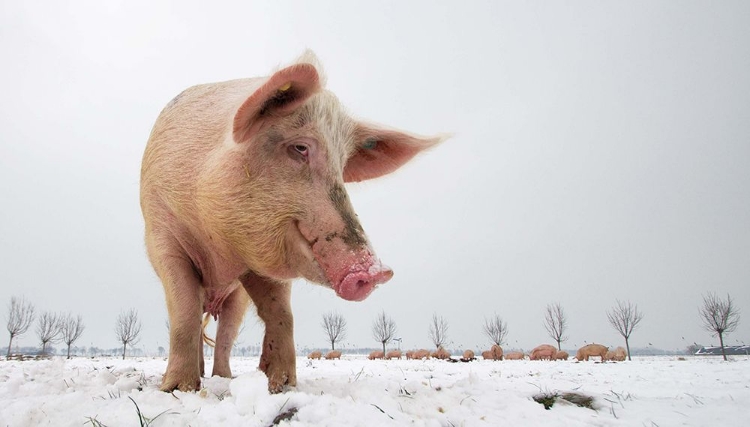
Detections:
319,293,740,361
6,293,740,361
5,296,143,360
5,296,85,358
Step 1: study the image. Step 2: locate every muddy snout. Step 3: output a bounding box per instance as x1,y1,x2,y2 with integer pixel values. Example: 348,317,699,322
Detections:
334,259,393,302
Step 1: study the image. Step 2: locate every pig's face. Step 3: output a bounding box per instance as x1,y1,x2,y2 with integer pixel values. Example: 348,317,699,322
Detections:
200,60,442,301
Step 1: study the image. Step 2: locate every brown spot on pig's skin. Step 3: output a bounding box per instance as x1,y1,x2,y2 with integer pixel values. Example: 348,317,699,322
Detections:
266,129,284,145
328,183,367,247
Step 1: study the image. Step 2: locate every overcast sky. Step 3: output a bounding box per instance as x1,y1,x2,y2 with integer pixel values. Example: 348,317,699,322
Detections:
1,1,748,355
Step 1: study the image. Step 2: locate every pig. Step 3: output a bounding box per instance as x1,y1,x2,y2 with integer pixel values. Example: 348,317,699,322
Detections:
385,350,402,360
504,351,525,360
481,345,503,361
307,351,322,360
412,349,431,360
405,350,415,360
575,343,608,362
140,51,444,393
490,344,504,360
604,346,626,361
529,344,557,360
368,350,385,360
325,350,342,360
462,349,476,361
554,350,569,360
432,347,451,360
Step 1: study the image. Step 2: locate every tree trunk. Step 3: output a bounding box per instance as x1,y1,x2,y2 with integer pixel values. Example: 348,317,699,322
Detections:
331,341,335,351
625,337,631,361
7,334,14,358
42,342,47,355
382,341,386,355
122,343,127,360
719,332,727,361
556,340,561,351
67,344,72,359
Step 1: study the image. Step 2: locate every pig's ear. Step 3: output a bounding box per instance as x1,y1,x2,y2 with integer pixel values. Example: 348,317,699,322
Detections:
233,63,321,142
344,124,448,183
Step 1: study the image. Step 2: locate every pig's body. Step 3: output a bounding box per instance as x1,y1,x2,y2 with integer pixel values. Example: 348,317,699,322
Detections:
554,350,569,360
325,350,342,360
385,350,402,360
307,351,322,360
529,344,557,360
412,349,431,360
481,345,503,361
141,52,443,393
432,347,451,360
575,344,608,361
505,351,525,360
604,347,626,361
368,351,384,360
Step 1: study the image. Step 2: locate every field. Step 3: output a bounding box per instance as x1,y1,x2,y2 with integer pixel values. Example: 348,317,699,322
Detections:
0,355,747,426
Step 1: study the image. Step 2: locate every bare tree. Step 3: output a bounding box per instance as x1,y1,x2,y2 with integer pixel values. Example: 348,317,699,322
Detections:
37,311,62,354
5,296,36,357
115,309,142,360
699,292,740,361
483,314,508,346
321,312,347,350
60,313,85,359
606,299,644,361
428,314,450,349
543,303,568,350
372,310,397,355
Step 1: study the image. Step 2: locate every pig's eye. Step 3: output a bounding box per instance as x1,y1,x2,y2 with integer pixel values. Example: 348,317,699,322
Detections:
287,143,309,161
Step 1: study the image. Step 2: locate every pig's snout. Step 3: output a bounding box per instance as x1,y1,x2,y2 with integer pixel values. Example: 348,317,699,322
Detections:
335,262,393,301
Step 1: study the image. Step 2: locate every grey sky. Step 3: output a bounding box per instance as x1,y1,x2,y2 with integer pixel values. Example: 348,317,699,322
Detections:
1,1,748,354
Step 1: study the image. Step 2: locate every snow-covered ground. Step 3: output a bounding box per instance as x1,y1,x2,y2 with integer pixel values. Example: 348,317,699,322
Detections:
0,355,747,426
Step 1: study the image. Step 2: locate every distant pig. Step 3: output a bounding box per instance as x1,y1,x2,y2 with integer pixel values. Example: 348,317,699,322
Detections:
481,345,503,361
575,344,608,362
432,347,451,360
604,346,626,362
385,350,402,360
368,350,385,360
140,51,444,393
412,349,431,360
307,351,322,360
325,350,342,360
529,344,557,361
505,351,525,360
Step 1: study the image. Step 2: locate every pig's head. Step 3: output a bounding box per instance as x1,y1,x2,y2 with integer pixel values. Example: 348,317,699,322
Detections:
202,52,444,301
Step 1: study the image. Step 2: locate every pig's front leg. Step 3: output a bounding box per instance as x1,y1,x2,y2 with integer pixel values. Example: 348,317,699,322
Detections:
159,258,204,392
240,272,296,393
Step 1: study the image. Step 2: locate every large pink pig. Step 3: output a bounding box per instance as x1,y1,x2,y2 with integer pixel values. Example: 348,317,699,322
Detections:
140,52,444,393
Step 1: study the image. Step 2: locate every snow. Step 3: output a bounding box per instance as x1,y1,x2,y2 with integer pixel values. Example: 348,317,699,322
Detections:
0,355,747,426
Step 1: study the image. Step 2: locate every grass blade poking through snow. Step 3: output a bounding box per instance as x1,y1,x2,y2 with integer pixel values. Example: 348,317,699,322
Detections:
128,396,173,426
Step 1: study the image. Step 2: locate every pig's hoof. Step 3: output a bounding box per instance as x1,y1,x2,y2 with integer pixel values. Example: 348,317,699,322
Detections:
267,372,295,394
160,376,201,393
